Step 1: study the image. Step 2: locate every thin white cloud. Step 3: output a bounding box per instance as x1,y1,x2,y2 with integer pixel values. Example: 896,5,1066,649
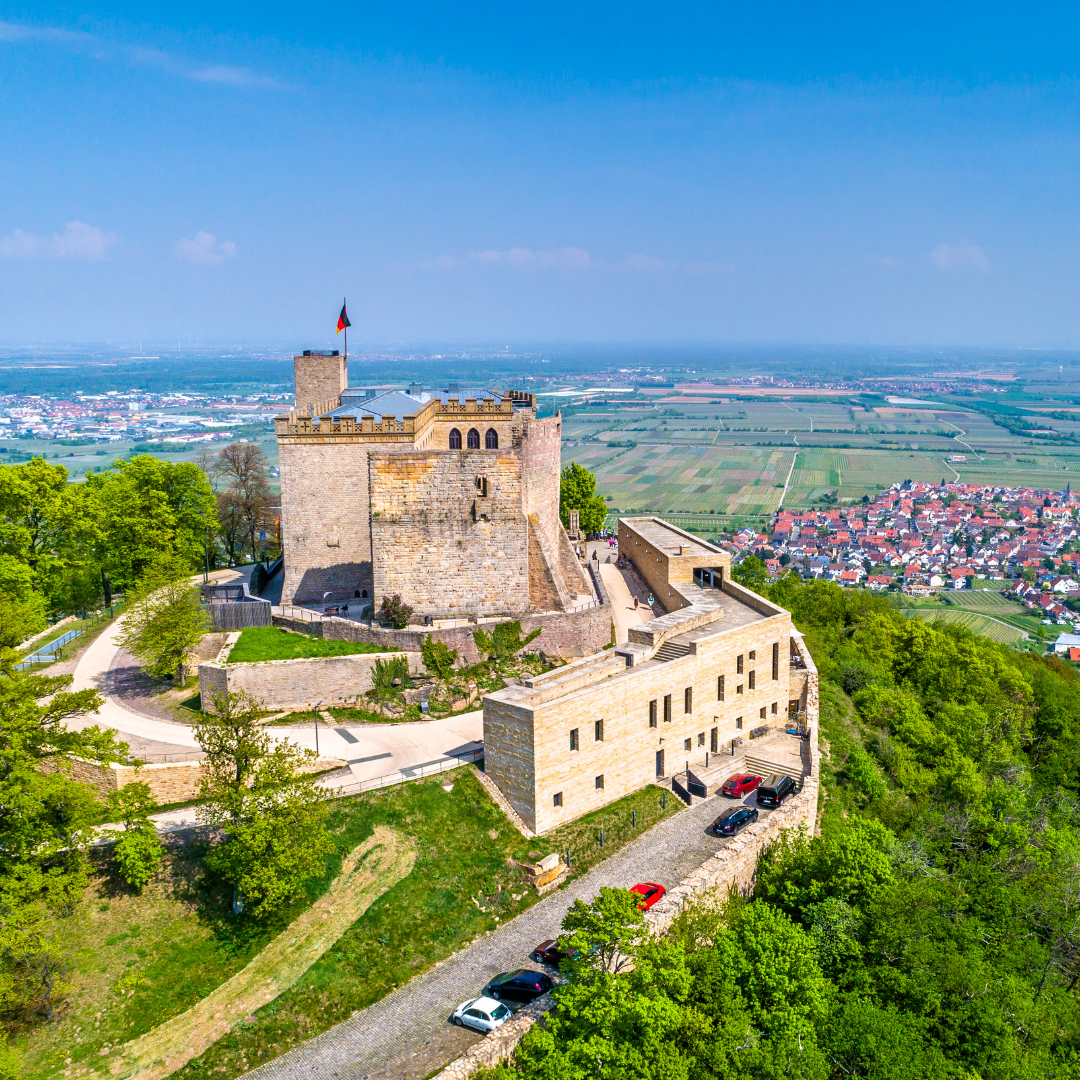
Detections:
0,20,282,88
421,247,733,274
866,253,902,267
0,220,117,260
930,241,990,272
173,232,238,265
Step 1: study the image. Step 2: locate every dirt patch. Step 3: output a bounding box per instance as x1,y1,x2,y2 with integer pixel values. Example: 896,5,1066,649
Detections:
99,826,416,1080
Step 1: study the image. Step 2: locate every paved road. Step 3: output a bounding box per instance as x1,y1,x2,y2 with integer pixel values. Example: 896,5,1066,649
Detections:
245,791,757,1080
595,554,654,645
64,565,483,794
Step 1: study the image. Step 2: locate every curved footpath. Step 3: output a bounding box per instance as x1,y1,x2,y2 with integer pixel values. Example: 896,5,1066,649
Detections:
64,567,482,828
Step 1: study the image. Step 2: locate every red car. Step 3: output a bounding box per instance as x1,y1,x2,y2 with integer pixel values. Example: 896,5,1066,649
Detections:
630,882,666,911
720,773,762,798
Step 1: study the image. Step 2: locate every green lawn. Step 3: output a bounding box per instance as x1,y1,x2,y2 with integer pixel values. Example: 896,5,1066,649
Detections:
18,770,682,1080
226,627,398,663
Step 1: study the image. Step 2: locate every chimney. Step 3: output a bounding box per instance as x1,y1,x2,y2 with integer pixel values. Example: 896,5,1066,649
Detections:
409,382,422,396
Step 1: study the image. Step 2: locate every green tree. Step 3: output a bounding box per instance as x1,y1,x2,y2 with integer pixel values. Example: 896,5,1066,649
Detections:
561,885,648,974
116,558,209,681
107,782,164,893
194,690,332,919
0,651,123,1019
421,636,457,679
86,455,217,590
559,462,608,534
732,553,769,592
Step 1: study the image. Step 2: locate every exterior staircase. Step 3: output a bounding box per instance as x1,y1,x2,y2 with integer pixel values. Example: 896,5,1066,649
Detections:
654,640,690,662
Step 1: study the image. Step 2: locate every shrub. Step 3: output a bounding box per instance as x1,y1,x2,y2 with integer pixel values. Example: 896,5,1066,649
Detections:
372,654,411,693
379,594,413,629
421,636,458,679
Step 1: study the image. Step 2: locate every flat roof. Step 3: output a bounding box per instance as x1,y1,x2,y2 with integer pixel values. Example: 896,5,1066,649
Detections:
621,516,723,559
321,386,517,423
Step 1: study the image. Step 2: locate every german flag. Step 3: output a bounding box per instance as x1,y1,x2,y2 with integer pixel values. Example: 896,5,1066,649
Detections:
336,301,351,334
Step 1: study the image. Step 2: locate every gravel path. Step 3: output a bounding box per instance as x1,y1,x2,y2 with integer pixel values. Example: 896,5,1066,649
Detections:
244,792,761,1080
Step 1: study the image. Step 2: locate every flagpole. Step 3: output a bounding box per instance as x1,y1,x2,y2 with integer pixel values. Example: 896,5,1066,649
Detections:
343,296,347,361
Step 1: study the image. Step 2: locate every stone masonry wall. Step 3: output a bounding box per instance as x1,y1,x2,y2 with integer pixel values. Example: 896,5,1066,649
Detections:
274,570,610,664
368,448,530,618
279,439,374,605
293,353,347,415
198,649,423,713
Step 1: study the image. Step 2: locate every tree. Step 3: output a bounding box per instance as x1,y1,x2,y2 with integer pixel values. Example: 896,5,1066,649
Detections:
86,455,217,589
116,558,209,682
211,444,273,564
733,554,769,592
561,885,648,973
421,636,457,679
379,593,412,628
107,782,164,893
194,690,333,919
559,462,608,534
0,651,123,1019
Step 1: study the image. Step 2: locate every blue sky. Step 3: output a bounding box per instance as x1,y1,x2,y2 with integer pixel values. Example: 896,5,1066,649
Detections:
3,3,1080,347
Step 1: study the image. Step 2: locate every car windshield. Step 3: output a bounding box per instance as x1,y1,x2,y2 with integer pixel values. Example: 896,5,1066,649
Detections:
492,1004,511,1019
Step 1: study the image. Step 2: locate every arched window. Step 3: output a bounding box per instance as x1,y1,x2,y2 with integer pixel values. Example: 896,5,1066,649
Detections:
485,428,498,449
354,589,361,598
449,428,461,449
467,428,480,449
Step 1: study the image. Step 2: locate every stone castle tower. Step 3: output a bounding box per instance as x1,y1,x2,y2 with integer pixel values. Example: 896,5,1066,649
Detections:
274,351,592,620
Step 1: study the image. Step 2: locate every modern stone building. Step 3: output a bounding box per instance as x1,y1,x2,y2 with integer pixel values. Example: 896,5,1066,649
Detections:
484,517,808,834
275,351,591,620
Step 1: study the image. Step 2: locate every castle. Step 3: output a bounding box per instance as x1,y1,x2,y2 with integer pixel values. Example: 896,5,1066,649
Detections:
274,351,593,621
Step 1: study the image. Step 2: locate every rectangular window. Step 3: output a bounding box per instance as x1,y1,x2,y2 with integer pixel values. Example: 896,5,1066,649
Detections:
760,706,767,719
748,670,756,690
684,686,693,713
737,654,744,674
570,728,579,751
749,649,756,661
772,641,779,680
595,774,604,790
663,694,672,723
771,702,778,715
594,719,604,742
697,732,705,746
737,683,744,695
718,674,725,701
684,737,691,751
649,699,657,728
736,715,743,729
553,791,563,807
710,727,718,752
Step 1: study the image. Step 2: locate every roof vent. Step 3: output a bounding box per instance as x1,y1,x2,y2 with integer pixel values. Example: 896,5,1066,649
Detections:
409,382,422,395
448,382,460,393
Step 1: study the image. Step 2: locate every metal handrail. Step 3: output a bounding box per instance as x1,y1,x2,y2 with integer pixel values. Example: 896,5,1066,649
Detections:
329,747,484,795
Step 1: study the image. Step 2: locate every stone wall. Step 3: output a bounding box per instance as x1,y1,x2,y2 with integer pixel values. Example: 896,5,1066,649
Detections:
272,584,610,666
40,756,205,803
293,353,347,415
278,439,375,605
198,646,423,713
368,448,531,618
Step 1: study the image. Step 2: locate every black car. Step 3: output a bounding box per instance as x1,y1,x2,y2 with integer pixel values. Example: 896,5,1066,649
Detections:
711,805,759,836
530,939,580,968
755,773,798,808
482,969,554,1003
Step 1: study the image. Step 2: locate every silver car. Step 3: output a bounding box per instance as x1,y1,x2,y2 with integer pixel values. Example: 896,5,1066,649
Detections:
451,995,513,1034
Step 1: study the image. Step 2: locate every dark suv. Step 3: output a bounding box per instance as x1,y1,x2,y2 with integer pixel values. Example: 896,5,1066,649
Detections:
482,969,553,1004
755,773,798,808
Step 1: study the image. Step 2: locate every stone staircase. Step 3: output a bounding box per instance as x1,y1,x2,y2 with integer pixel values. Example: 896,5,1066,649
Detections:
654,640,690,662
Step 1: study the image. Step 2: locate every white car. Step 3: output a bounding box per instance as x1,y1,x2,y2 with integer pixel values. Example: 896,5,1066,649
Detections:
452,995,513,1034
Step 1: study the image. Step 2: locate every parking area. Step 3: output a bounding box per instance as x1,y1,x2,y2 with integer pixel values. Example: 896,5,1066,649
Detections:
247,785,777,1080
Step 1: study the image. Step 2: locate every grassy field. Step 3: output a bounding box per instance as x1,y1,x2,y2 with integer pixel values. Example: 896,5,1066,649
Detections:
226,627,397,663
17,771,680,1080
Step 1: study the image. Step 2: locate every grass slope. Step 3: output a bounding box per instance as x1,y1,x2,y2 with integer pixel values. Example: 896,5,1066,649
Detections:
226,627,397,663
908,607,1026,645
19,771,679,1080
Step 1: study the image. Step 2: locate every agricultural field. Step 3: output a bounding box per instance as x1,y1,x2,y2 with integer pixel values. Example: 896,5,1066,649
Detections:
906,608,1028,646
559,394,1080,521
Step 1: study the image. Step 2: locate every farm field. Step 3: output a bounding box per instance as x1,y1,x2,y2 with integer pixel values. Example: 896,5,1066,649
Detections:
559,396,1080,521
906,608,1028,646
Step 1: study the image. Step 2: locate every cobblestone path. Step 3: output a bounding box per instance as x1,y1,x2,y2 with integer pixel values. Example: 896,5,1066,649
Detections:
245,794,748,1080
